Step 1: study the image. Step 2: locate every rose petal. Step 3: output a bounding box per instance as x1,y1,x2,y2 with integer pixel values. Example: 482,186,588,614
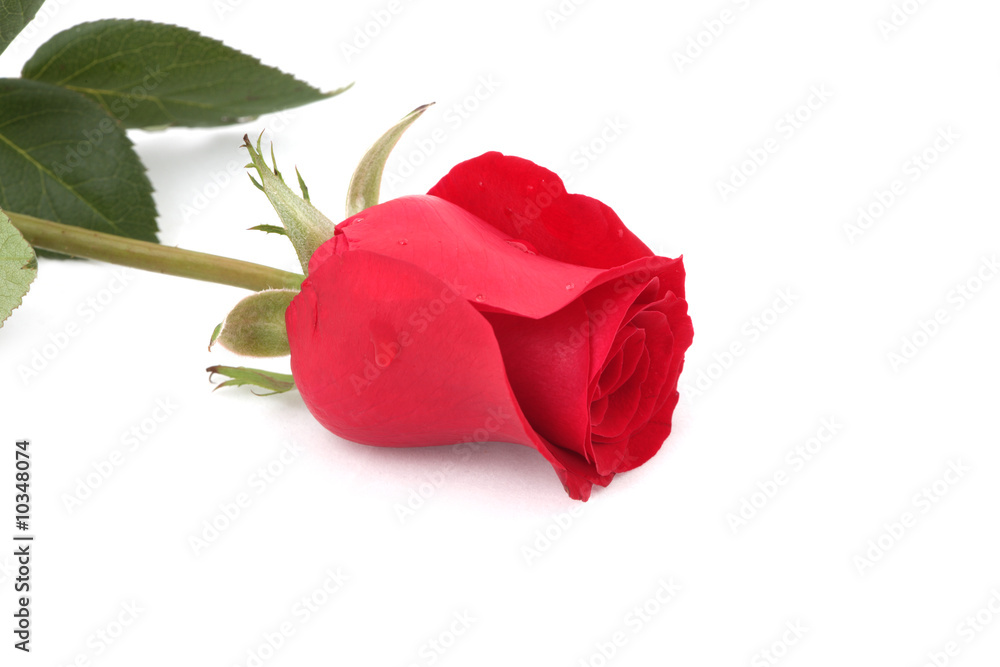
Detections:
428,152,653,269
581,256,687,385
648,293,694,398
614,391,681,473
589,297,692,475
595,345,625,399
611,338,667,447
483,300,592,461
330,195,613,320
610,296,692,474
287,248,610,499
592,335,647,441
479,258,689,473
598,326,644,399
590,395,610,425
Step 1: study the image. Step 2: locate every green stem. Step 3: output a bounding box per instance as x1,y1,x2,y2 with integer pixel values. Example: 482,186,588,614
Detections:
7,212,303,292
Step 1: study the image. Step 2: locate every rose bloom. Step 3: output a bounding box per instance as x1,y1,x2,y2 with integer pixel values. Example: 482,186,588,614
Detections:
286,152,692,500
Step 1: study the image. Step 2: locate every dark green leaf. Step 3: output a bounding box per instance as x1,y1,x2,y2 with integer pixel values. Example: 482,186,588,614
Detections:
206,365,295,395
0,78,158,257
22,19,351,129
0,0,44,56
0,208,37,327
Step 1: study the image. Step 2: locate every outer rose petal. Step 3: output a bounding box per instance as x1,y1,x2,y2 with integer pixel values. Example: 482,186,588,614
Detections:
483,300,593,462
326,195,610,320
428,151,653,269
286,248,611,500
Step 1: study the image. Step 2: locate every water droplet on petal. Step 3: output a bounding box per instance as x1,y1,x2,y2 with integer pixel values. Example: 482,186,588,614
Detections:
526,185,534,192
475,294,486,302
477,181,484,188
398,239,408,245
565,283,575,290
617,229,624,238
505,238,537,255
355,217,365,223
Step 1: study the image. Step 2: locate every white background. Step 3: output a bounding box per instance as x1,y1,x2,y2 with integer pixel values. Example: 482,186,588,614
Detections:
2,0,999,665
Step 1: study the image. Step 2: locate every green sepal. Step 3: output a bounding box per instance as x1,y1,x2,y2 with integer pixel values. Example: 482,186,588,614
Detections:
208,322,223,351
248,224,287,236
244,134,337,273
346,103,432,217
296,167,311,202
206,365,295,396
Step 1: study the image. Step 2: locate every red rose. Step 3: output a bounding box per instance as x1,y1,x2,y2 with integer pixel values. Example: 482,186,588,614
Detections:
285,152,692,500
